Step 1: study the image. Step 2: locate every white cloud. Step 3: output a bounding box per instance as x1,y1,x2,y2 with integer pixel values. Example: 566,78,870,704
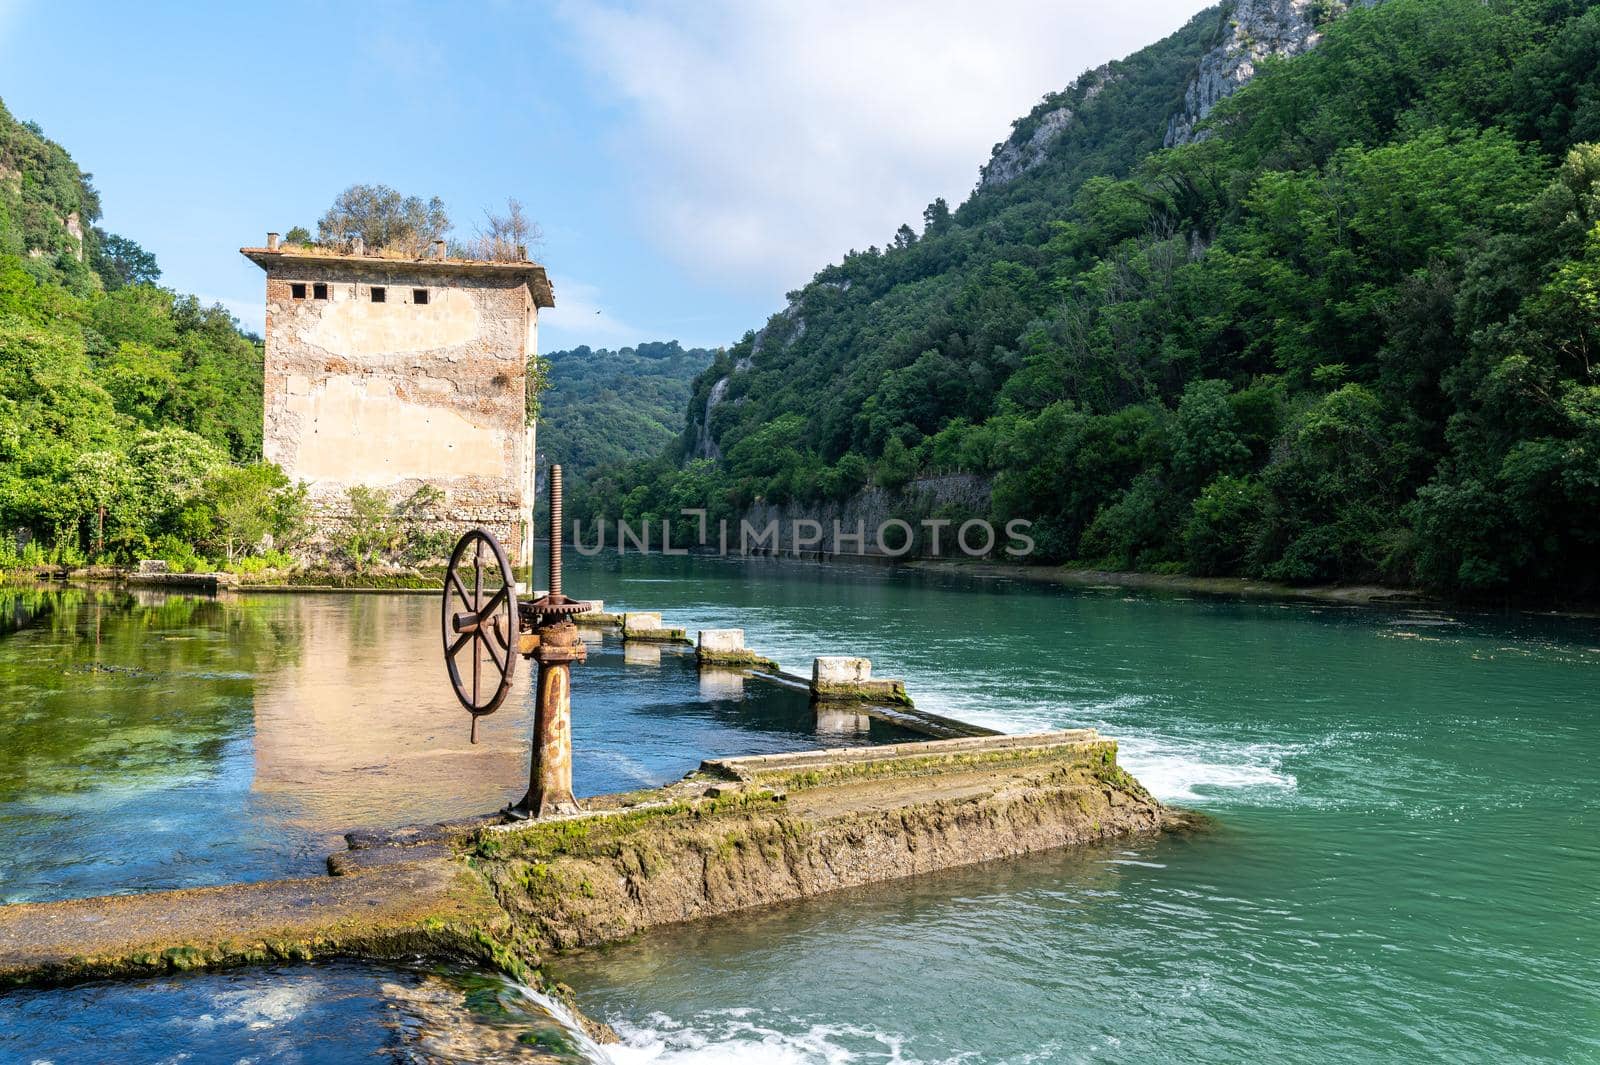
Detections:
555,0,1203,294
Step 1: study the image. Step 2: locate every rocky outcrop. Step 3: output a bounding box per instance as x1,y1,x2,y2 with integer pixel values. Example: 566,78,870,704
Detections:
738,473,993,557
978,0,1376,192
690,300,800,460
1164,0,1377,146
63,211,83,260
692,375,730,460
979,65,1117,191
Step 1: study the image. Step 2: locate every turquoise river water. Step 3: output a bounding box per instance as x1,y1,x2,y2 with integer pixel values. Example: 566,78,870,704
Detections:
2,554,1597,1063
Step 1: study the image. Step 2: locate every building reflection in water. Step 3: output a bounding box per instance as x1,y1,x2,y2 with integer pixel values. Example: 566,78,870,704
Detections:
250,594,533,831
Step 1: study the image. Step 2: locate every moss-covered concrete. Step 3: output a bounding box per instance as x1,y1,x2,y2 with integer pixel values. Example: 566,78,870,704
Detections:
469,730,1172,956
0,729,1177,1049
696,648,782,670
623,627,691,644
812,678,914,706
0,854,504,988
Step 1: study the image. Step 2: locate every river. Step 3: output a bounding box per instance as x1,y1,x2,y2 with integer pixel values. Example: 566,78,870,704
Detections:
2,554,1597,1063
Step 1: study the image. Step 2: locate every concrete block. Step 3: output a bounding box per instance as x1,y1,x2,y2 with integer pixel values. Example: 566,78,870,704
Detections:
811,656,913,707
622,612,662,637
698,629,745,654
136,559,169,575
813,657,872,686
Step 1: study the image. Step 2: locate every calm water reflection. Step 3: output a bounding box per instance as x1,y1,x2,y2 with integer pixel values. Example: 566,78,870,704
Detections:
0,586,911,904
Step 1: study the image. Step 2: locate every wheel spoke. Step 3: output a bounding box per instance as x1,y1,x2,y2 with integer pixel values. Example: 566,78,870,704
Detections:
446,629,472,658
449,570,471,606
478,585,507,624
481,628,507,674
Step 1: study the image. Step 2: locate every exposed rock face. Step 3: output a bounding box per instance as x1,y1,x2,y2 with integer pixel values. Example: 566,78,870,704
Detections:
977,0,1377,193
691,299,799,460
63,212,83,261
737,473,994,557
979,65,1116,191
1164,0,1376,146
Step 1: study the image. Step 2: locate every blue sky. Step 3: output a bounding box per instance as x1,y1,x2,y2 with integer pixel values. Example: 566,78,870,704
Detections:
0,1,1201,352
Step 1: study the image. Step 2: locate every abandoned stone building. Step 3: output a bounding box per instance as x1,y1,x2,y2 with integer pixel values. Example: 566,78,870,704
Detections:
242,235,554,559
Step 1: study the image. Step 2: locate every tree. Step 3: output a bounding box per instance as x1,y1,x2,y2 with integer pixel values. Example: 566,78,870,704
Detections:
202,463,305,562
315,184,450,255
457,198,541,261
875,436,919,492
526,353,551,422
283,225,312,245
90,230,160,290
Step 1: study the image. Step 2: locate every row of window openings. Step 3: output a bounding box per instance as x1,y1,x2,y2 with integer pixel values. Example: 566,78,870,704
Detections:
289,283,429,305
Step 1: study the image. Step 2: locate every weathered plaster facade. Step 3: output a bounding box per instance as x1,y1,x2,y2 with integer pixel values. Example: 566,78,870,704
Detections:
242,243,554,558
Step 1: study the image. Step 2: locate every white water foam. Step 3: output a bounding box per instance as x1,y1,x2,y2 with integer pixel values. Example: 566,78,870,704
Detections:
870,690,1300,808
506,982,625,1062
1115,733,1297,805
595,1011,964,1065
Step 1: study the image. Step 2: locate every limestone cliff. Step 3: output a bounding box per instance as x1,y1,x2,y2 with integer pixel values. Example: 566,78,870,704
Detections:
979,64,1118,191
1164,0,1378,147
979,0,1376,191
736,473,993,558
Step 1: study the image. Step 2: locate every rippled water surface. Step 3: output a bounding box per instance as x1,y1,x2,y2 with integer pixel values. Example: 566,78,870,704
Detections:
0,960,606,1064
551,555,1600,1064
3,557,1598,1063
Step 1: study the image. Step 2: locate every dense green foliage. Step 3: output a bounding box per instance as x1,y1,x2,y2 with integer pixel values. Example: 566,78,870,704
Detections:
537,341,715,480
0,98,294,571
581,0,1600,601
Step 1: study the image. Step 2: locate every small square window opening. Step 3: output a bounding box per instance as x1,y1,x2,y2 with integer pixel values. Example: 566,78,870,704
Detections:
290,283,307,300
371,287,387,303
413,289,429,305
312,283,329,300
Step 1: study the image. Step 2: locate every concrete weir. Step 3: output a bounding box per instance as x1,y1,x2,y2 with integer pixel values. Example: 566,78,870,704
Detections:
0,730,1175,995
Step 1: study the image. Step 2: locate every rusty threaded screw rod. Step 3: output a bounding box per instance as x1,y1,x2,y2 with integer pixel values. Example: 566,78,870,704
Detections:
549,464,563,597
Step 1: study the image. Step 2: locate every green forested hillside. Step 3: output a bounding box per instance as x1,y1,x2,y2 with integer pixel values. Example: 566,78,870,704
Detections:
0,98,299,570
578,0,1600,601
538,341,714,479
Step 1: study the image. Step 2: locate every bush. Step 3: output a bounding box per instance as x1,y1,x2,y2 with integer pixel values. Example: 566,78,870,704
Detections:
1081,473,1179,569
1183,475,1270,576
151,534,208,573
338,485,454,571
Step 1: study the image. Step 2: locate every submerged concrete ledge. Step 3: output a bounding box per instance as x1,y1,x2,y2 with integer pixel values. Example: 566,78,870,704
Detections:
0,731,1176,996
0,853,506,988
470,729,1171,955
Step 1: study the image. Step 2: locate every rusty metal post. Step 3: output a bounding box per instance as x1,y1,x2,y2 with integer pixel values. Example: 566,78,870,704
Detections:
527,621,580,816
517,464,582,818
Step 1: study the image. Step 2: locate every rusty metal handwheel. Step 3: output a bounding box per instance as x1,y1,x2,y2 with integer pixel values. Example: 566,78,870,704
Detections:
442,528,518,741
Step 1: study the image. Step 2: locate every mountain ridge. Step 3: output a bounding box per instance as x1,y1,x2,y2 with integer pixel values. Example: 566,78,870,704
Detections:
576,0,1600,602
